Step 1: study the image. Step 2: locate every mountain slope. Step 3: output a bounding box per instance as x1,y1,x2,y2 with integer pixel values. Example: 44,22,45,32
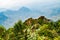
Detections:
0,6,60,28
0,12,8,24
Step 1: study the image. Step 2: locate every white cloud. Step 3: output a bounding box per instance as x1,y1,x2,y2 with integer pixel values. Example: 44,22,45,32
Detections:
0,0,34,10
50,14,60,21
0,0,59,10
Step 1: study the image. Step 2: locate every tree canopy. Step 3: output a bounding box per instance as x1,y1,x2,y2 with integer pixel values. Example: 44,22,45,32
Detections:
0,16,60,40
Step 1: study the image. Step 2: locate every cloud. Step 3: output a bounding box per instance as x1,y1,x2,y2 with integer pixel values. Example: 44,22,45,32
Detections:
0,0,59,10
0,0,60,28
0,0,27,9
0,0,35,10
51,15,60,21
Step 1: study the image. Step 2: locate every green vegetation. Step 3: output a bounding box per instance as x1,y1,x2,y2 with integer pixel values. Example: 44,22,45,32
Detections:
0,16,60,40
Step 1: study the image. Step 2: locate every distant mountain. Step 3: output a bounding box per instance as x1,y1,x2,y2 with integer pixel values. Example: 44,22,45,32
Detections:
0,6,60,28
4,7,32,21
19,7,31,12
4,7,31,16
0,12,8,24
50,8,60,16
2,7,32,28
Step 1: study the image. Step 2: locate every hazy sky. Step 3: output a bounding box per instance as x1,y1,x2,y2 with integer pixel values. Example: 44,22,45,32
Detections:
0,0,60,10
0,0,60,28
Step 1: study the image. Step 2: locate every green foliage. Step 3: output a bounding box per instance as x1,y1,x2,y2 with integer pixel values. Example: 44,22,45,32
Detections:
0,16,60,40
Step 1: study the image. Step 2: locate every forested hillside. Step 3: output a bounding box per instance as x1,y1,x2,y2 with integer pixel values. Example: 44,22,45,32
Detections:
0,16,60,40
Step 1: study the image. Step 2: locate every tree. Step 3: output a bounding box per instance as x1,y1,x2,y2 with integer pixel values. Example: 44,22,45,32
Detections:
14,20,26,40
0,25,7,40
0,25,6,36
38,16,50,25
